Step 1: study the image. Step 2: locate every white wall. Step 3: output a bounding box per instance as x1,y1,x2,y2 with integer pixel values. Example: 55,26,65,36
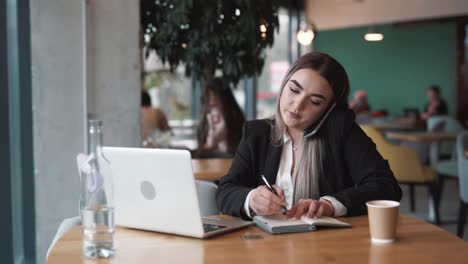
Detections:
307,0,468,30
30,1,140,263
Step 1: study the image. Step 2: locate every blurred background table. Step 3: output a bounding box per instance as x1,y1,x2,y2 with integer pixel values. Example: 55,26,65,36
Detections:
365,116,425,132
367,122,415,131
386,132,457,143
192,158,233,181
386,131,457,167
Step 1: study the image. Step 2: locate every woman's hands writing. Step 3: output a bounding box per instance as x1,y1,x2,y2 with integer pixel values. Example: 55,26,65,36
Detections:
249,185,287,216
249,185,335,219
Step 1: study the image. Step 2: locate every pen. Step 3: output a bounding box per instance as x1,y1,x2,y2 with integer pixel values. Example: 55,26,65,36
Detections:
261,175,288,213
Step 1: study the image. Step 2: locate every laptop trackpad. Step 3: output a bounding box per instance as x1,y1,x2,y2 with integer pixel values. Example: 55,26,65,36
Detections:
202,216,251,228
202,216,253,237
203,223,227,233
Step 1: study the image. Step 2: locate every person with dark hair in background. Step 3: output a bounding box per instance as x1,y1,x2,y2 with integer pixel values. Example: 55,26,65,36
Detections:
216,52,401,220
141,90,171,147
421,84,448,120
197,78,245,157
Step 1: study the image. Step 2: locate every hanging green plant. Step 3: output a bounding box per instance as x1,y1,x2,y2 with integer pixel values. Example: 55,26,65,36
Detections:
141,0,279,87
143,69,181,90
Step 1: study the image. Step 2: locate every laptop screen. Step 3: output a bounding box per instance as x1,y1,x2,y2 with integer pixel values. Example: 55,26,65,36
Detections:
103,147,205,237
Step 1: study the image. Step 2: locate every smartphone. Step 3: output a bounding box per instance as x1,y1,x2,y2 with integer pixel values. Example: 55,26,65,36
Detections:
303,102,336,139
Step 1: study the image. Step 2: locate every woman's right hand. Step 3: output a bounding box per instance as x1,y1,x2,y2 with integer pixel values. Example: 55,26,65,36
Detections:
249,185,287,216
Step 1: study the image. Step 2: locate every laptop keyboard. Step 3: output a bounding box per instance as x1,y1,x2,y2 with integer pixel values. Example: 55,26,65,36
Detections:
203,223,227,233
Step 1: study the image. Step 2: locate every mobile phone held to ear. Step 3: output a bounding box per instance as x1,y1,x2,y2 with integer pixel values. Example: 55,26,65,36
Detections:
303,102,336,139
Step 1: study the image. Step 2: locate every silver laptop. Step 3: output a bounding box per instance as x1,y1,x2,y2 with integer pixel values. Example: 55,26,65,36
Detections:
103,147,252,238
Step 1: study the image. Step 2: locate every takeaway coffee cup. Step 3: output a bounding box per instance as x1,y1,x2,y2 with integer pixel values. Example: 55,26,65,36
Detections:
366,200,400,244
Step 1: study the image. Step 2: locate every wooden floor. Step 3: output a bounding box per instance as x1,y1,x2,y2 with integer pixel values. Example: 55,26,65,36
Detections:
399,179,468,240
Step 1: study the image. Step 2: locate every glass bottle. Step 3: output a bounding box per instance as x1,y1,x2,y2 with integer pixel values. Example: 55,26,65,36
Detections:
79,120,115,258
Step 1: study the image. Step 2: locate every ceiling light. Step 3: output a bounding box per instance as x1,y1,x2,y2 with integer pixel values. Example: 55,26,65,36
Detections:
364,32,383,41
297,28,315,46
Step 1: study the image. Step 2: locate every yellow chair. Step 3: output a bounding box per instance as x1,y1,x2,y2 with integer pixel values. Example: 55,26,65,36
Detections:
361,125,440,224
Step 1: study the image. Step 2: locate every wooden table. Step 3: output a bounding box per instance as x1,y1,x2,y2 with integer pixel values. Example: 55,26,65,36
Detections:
48,214,468,264
368,122,415,131
386,132,457,143
367,117,425,132
192,158,233,181
386,131,457,166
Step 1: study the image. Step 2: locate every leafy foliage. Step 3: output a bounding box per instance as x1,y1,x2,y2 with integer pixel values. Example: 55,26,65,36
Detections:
141,0,279,86
143,69,180,90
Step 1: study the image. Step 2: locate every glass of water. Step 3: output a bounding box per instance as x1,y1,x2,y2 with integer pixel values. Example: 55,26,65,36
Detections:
81,205,115,258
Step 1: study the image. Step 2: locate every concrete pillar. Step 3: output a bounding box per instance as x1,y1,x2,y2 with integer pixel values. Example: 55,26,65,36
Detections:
30,0,140,262
85,0,140,147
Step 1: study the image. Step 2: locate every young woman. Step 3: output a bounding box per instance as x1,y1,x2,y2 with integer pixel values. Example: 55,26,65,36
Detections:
216,52,402,220
197,78,245,157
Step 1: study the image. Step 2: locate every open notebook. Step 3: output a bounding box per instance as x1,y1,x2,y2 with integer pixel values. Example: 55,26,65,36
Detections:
253,214,351,234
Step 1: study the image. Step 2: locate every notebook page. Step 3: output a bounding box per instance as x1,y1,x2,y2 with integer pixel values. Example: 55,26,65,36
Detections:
300,216,351,227
254,214,306,227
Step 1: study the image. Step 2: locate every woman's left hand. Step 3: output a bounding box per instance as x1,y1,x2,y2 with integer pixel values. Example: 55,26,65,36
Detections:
285,199,335,219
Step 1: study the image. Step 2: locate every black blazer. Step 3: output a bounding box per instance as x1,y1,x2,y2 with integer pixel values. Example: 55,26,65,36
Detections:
216,109,402,220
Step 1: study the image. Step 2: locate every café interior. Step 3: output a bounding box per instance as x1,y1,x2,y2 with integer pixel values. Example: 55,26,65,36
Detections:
3,0,468,263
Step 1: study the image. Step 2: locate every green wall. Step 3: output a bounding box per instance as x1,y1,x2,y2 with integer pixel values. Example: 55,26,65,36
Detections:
314,23,456,116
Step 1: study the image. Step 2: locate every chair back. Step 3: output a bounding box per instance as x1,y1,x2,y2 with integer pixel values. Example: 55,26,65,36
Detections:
195,180,220,216
428,115,463,132
361,125,434,183
428,116,463,158
457,131,468,203
429,119,446,132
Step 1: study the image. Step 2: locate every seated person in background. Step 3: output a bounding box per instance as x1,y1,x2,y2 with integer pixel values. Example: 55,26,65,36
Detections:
421,84,448,120
349,90,372,124
141,90,171,147
197,78,245,157
216,52,402,220
371,109,388,118
349,89,371,114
